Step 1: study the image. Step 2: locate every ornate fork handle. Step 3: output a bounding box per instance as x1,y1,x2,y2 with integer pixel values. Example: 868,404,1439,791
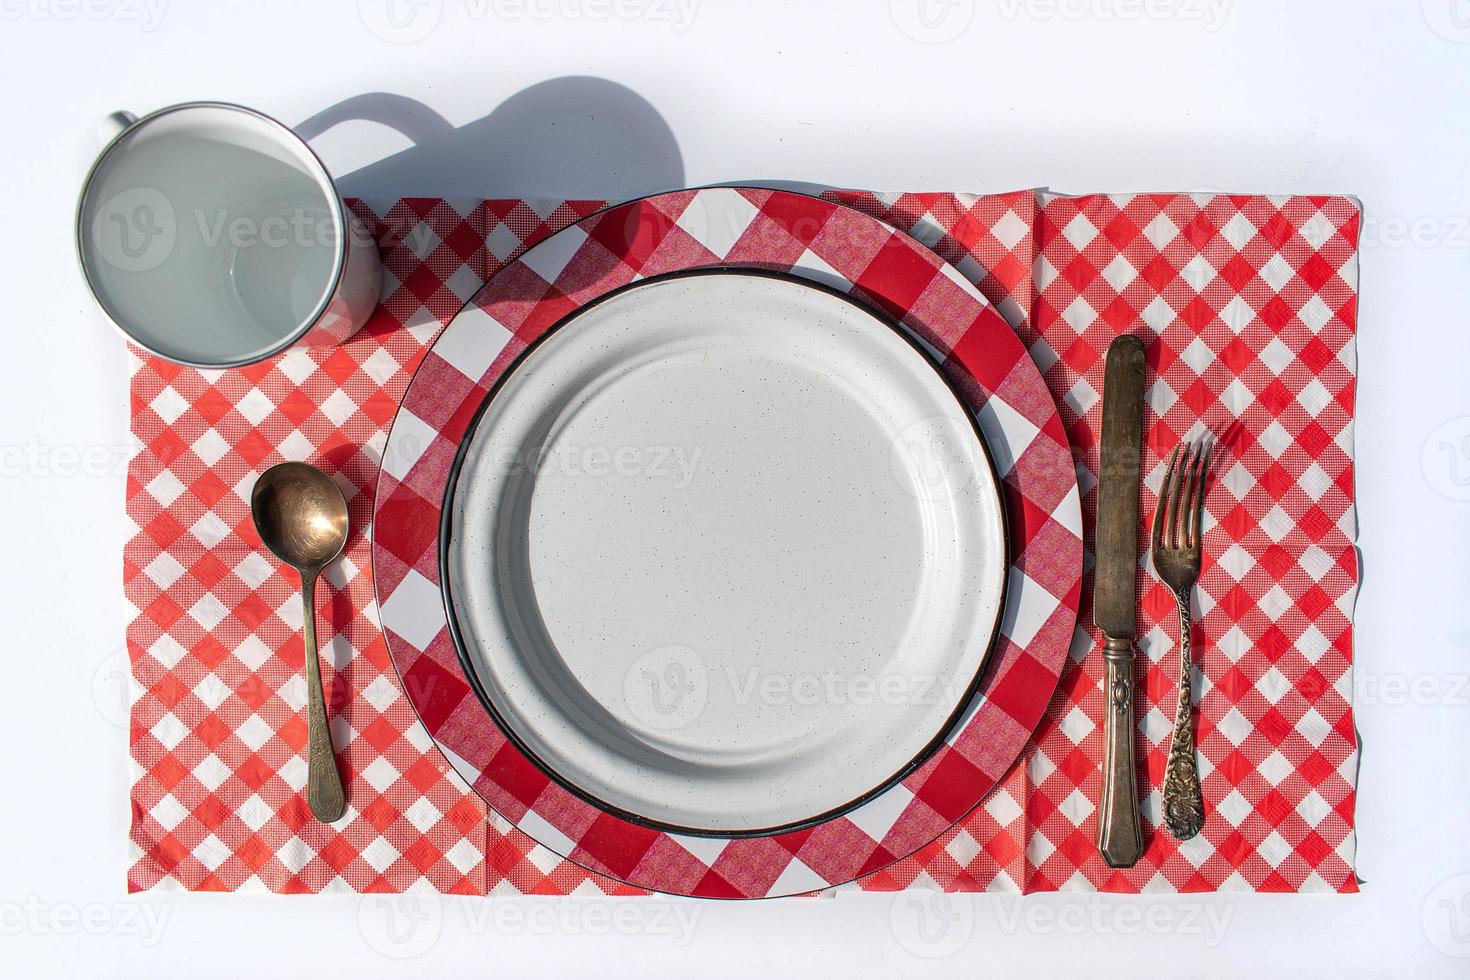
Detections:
1162,587,1204,840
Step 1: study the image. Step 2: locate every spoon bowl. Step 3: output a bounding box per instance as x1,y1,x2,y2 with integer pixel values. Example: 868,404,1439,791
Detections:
250,461,350,822
251,461,350,571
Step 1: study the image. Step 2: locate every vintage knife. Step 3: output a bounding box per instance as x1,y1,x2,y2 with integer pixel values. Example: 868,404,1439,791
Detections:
1094,334,1147,869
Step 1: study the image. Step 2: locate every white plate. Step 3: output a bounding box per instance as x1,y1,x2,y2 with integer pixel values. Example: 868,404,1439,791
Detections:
442,271,1006,834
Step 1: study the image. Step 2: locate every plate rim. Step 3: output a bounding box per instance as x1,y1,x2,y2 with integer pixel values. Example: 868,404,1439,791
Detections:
436,265,1011,839
369,185,1083,898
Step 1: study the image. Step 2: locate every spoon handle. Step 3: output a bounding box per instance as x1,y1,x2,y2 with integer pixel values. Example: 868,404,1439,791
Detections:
301,571,346,822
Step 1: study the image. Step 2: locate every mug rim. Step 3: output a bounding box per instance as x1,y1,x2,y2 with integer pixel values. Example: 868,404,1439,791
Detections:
74,100,353,370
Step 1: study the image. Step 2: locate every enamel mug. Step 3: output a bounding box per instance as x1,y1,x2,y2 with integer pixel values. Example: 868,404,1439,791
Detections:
76,102,380,368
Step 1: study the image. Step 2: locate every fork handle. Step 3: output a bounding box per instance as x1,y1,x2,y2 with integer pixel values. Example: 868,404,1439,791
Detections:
1097,635,1144,868
1163,590,1205,840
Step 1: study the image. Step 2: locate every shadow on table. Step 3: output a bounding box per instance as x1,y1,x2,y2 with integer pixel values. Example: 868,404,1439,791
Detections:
294,76,685,200
296,79,860,205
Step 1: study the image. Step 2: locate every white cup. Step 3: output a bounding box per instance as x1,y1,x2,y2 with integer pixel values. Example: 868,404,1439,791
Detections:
76,102,380,368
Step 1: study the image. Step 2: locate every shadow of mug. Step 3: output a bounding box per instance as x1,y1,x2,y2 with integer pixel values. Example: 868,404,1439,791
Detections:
294,76,685,200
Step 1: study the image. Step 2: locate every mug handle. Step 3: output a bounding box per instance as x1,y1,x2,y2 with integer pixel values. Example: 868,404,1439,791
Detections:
99,111,138,145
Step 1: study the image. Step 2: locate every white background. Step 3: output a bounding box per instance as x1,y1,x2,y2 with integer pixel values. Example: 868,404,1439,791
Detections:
2,0,1468,976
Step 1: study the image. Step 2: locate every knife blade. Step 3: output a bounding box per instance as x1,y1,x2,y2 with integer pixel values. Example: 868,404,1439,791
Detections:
1094,333,1146,869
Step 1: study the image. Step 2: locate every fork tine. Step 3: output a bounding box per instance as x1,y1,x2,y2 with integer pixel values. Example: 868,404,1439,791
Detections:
1168,442,1191,548
1153,444,1179,551
1180,439,1201,548
1188,440,1212,548
1161,445,1180,549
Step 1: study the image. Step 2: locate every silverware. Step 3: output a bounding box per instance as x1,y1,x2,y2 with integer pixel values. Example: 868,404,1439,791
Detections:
250,461,350,823
1150,439,1212,841
1093,334,1147,869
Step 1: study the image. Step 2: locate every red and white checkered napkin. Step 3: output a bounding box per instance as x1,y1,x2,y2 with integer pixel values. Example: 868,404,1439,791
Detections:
125,190,1359,895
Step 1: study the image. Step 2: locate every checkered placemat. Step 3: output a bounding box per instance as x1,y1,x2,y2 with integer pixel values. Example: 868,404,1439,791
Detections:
124,189,1359,895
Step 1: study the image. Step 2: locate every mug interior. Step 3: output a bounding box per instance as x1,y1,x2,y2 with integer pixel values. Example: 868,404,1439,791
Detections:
78,104,345,367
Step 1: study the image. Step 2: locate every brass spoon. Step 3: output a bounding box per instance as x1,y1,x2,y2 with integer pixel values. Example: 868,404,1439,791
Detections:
250,461,349,822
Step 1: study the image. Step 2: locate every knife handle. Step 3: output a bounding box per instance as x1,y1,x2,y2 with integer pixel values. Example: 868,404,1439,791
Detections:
1097,635,1144,868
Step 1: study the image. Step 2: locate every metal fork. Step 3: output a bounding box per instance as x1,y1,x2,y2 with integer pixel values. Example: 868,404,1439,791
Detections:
1150,439,1212,841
